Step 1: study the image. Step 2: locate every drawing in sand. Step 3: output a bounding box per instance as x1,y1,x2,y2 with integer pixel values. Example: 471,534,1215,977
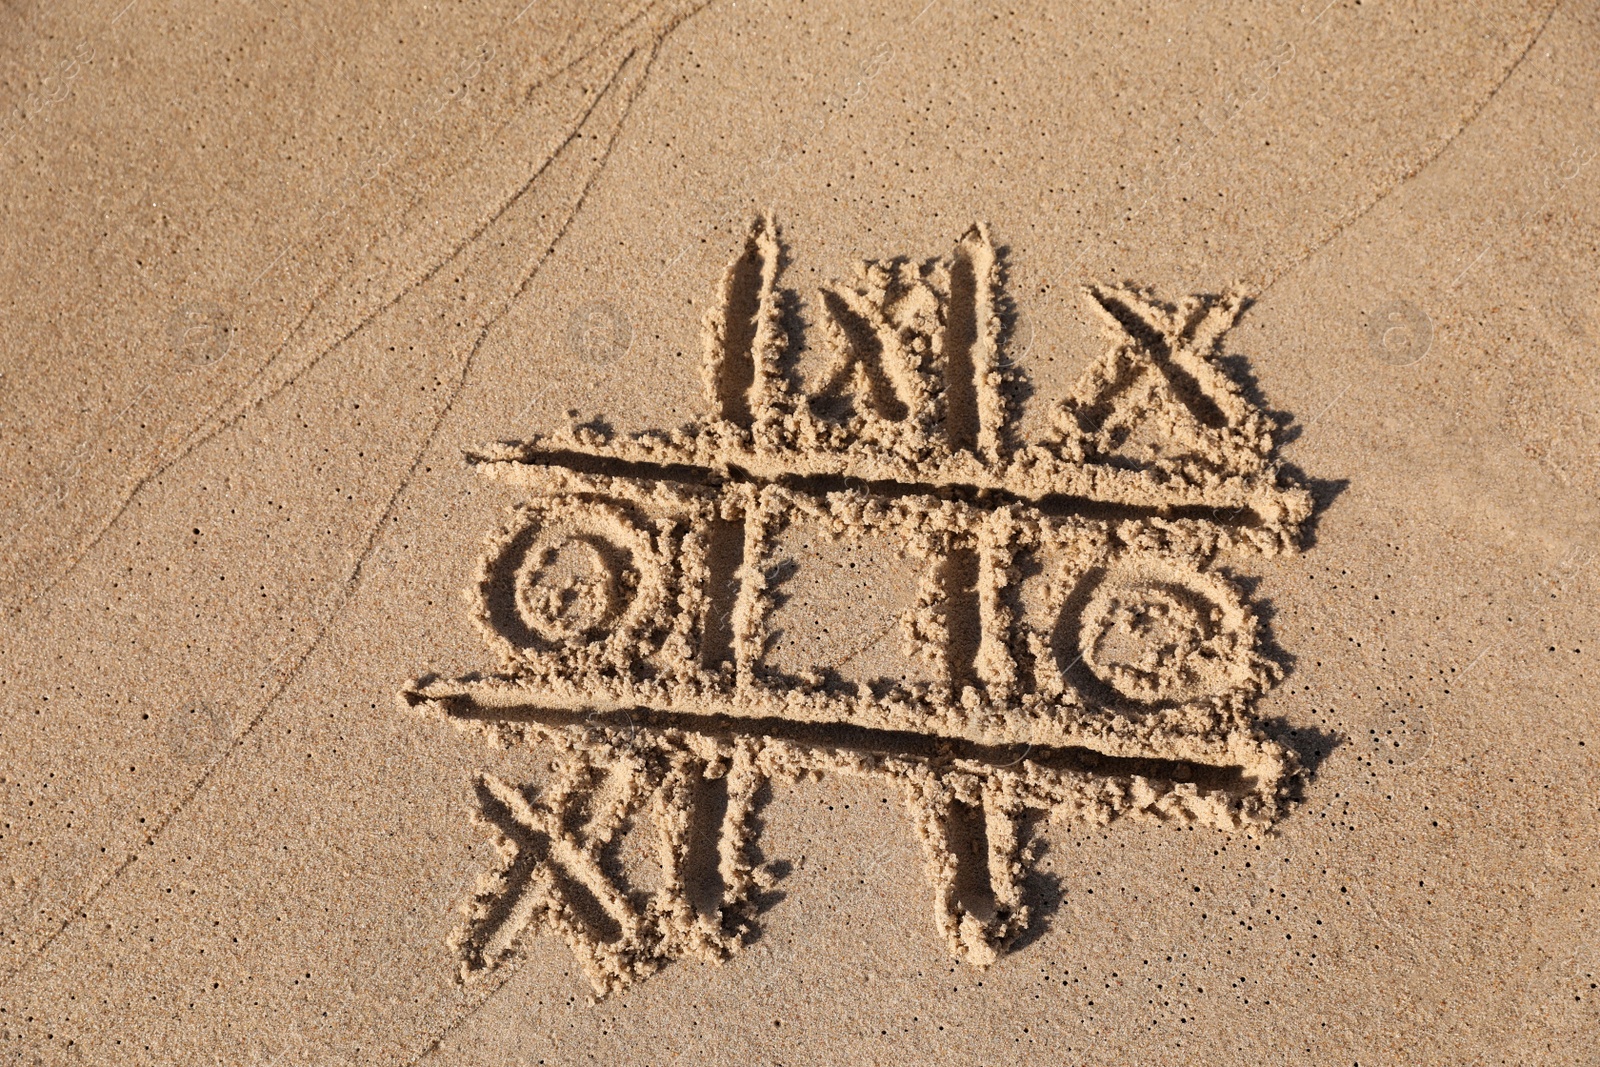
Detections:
401,216,1314,996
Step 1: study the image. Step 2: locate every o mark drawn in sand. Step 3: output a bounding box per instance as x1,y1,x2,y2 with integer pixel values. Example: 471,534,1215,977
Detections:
401,216,1315,996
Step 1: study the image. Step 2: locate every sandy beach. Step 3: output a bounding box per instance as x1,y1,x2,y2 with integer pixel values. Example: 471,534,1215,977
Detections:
2,0,1596,1063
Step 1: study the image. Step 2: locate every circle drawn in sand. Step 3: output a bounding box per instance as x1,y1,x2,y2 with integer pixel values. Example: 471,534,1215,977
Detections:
514,533,621,643
1365,299,1431,366
1076,566,1257,704
167,301,234,365
162,703,234,764
478,499,667,664
566,300,631,365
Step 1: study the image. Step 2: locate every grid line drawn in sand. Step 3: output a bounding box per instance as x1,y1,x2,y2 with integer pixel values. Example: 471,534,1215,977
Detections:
401,215,1315,996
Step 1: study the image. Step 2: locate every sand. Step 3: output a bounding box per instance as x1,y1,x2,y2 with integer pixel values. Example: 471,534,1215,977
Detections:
1,0,1596,1063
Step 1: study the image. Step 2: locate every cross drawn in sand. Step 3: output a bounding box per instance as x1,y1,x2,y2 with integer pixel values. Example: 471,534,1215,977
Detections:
401,215,1313,996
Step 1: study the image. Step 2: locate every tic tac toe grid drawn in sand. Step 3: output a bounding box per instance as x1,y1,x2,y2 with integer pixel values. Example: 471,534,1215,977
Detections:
400,216,1314,996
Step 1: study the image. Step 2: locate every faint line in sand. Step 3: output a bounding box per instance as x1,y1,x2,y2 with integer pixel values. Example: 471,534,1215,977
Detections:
6,1,663,619
831,617,902,673
241,38,500,296
0,22,684,1007
1251,1,1562,301
5,12,644,620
